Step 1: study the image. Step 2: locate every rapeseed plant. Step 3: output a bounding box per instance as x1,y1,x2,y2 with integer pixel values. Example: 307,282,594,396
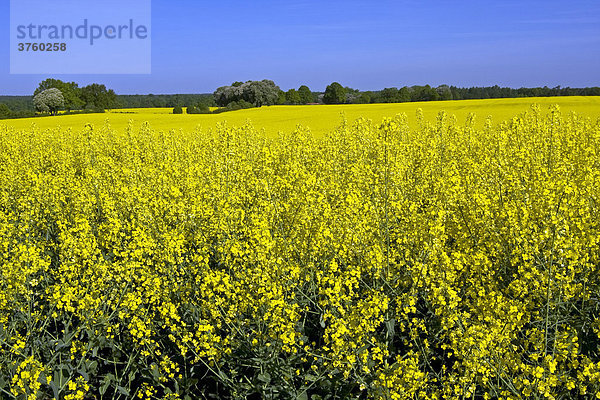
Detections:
0,105,599,398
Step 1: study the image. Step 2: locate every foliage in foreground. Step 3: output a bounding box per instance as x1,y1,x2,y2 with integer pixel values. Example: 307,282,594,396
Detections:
1,106,599,399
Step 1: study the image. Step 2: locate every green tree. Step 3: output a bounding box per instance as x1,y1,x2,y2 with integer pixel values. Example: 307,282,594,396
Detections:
285,89,301,105
196,103,210,113
411,85,440,102
380,87,400,103
243,80,280,106
358,92,371,104
298,85,313,104
345,86,360,103
81,84,118,110
33,88,64,115
398,87,411,102
214,80,280,107
173,106,183,114
277,90,286,105
0,103,11,118
34,79,83,110
436,84,453,100
323,82,347,104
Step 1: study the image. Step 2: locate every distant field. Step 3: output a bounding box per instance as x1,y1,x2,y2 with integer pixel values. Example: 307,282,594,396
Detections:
2,96,600,136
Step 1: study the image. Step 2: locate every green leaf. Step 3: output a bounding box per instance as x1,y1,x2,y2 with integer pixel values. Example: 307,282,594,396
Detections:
386,318,396,338
53,369,64,388
257,372,271,383
151,364,160,381
319,314,326,328
77,368,89,381
99,374,113,396
50,380,59,400
297,391,308,400
87,360,98,373
116,385,129,396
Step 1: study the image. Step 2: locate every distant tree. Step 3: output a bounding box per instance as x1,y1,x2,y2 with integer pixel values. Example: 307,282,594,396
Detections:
0,103,12,119
358,92,371,104
411,85,439,102
398,86,411,102
173,106,183,114
285,89,301,105
186,104,210,114
588,87,600,96
168,94,183,108
206,96,217,107
33,88,64,115
196,103,210,113
223,100,254,111
214,80,280,107
0,97,33,112
277,90,286,105
449,86,462,100
81,84,118,110
323,82,347,104
436,84,453,100
244,80,280,106
150,96,166,107
214,85,239,106
298,85,313,104
380,87,400,103
344,86,360,103
34,79,83,110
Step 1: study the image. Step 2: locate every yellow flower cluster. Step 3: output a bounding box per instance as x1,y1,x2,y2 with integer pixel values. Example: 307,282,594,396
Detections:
64,376,90,400
10,356,46,400
1,106,599,398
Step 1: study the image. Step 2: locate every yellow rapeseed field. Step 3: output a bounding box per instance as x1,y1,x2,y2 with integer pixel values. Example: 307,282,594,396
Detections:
2,96,600,137
1,102,600,399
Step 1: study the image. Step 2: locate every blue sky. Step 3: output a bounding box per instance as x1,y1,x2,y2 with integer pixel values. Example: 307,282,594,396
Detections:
1,0,599,94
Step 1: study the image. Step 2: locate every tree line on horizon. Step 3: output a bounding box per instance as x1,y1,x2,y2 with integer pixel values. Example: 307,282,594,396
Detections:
0,79,119,119
1,78,599,119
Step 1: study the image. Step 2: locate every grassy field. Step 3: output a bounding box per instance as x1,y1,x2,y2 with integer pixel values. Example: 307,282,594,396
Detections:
2,96,600,136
